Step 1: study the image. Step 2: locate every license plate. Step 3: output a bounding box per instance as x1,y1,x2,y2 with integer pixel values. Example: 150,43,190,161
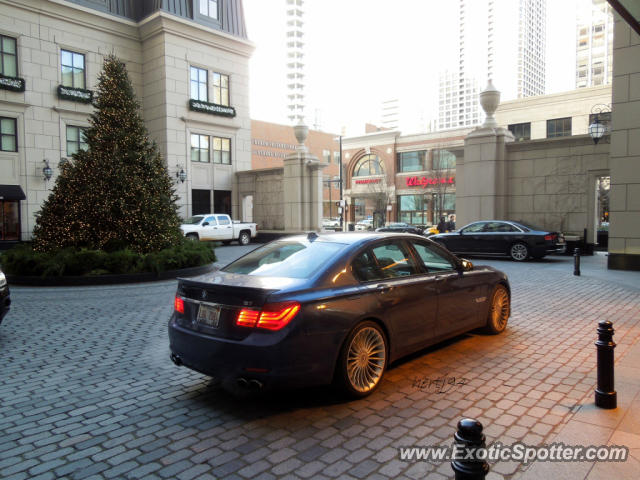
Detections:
197,304,221,328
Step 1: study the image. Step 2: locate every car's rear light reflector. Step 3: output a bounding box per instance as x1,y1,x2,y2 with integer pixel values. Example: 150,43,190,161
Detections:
257,302,300,331
544,235,555,241
237,308,260,327
235,302,301,331
174,296,184,314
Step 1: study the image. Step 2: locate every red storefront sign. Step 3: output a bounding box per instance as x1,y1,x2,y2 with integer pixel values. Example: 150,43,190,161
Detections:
405,176,455,187
355,178,382,184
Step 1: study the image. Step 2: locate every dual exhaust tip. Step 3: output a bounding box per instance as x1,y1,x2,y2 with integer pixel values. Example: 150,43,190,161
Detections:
169,354,263,390
236,377,264,391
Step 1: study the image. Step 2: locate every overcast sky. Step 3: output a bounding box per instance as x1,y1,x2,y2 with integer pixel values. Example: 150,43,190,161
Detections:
244,0,579,135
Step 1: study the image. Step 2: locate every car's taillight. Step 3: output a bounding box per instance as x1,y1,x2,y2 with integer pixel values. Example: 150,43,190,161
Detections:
544,234,556,241
174,296,184,314
236,302,300,331
237,308,260,327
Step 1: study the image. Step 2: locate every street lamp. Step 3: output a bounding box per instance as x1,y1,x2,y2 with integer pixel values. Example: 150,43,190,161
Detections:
176,164,187,183
42,159,53,181
588,104,611,145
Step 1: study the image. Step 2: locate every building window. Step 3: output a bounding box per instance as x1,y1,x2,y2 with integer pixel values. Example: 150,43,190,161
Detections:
66,126,87,156
397,151,426,173
353,154,383,177
212,136,231,164
199,0,219,19
0,117,17,152
432,150,456,170
333,151,340,165
508,122,531,141
547,117,572,138
190,66,208,101
61,50,85,89
322,150,331,164
0,35,17,77
212,72,229,106
191,134,209,162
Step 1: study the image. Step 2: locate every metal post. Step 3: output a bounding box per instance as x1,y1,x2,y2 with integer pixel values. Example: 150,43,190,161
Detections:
573,248,581,276
451,418,489,480
339,135,343,230
595,321,617,409
328,180,332,219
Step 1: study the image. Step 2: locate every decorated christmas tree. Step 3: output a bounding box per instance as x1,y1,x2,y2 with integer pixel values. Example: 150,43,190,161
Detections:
33,55,182,253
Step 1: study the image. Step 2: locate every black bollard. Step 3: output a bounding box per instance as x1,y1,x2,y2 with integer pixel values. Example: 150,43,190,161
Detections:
451,418,489,480
595,321,617,409
573,248,581,276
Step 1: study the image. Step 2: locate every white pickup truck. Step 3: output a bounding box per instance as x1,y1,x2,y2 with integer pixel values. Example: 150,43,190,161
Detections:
180,214,257,245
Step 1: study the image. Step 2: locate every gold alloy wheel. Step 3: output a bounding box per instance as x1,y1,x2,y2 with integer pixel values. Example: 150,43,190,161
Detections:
490,286,510,332
346,326,386,393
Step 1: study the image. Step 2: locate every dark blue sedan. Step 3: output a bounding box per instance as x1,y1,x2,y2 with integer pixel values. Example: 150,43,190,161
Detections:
168,232,510,397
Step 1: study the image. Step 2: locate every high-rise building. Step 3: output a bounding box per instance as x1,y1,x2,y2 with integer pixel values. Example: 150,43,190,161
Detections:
576,0,613,88
380,99,400,130
437,0,546,131
286,0,305,123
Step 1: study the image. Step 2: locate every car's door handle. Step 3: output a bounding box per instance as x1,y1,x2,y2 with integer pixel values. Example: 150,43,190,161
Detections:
376,284,391,293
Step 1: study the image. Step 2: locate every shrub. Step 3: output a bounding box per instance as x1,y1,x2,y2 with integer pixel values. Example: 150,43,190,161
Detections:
0,240,215,277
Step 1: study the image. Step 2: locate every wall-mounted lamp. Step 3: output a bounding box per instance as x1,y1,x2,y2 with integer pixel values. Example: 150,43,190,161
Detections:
42,160,53,181
588,104,611,145
176,165,187,183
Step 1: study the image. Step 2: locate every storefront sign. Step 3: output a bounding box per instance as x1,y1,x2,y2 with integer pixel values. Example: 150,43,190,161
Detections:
189,99,236,117
355,178,382,185
405,176,455,187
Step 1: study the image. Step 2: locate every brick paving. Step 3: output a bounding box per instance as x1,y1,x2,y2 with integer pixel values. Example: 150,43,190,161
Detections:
1,251,639,479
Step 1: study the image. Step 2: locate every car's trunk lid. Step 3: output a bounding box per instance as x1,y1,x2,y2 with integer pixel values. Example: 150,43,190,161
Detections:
175,271,304,340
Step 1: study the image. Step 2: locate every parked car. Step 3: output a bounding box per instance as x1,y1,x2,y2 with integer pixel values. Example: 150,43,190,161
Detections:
354,219,374,231
375,222,423,235
430,220,566,261
168,232,510,397
0,267,10,325
180,214,257,245
322,218,341,231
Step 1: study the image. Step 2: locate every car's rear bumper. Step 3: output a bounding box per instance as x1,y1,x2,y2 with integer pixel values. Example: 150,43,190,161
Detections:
168,315,338,390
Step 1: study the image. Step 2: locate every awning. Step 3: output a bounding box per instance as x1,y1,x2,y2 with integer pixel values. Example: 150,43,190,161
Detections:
0,185,26,200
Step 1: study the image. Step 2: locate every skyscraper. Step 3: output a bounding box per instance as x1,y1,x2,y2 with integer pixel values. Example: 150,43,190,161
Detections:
576,0,613,88
437,0,546,130
286,0,305,123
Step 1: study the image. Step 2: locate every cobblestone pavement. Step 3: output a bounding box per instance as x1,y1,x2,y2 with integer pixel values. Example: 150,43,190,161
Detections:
1,250,639,480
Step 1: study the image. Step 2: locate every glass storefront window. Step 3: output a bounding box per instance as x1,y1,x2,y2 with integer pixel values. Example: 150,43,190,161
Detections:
1,200,20,241
398,194,429,226
397,151,426,173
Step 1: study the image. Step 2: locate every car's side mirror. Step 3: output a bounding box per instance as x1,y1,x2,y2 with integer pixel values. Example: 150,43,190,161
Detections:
460,259,473,272
202,222,209,226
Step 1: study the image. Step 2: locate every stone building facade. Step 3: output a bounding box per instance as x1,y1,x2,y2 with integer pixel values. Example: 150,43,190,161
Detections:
0,0,253,245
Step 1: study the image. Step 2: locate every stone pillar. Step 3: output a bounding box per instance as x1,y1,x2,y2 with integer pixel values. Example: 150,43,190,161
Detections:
457,80,514,227
283,122,328,231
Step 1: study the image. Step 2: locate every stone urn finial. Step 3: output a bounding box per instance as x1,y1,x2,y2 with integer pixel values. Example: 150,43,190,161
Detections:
294,120,309,152
479,79,500,128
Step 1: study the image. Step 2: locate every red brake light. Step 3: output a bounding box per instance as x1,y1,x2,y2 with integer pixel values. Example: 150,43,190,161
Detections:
544,234,554,241
174,296,184,314
257,302,300,330
237,308,260,327
236,302,300,331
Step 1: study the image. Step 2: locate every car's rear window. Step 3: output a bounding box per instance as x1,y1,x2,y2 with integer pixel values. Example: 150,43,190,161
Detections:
222,240,347,279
